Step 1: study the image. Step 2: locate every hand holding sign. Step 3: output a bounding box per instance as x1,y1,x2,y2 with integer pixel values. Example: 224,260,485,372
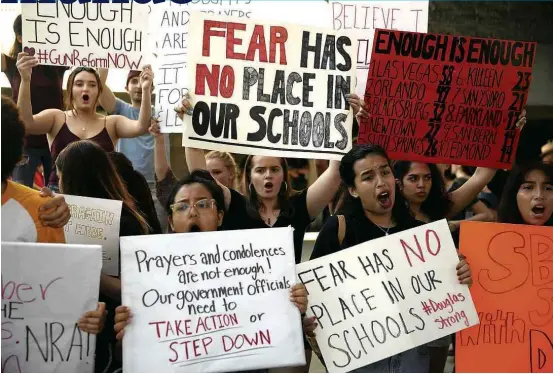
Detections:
78,302,107,335
16,52,38,81
38,188,71,228
140,65,154,91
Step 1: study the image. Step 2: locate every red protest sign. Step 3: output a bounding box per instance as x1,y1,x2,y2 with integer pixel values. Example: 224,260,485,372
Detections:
358,29,537,169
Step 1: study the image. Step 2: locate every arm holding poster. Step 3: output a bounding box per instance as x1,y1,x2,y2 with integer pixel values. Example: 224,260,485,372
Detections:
97,68,117,114
16,52,61,136
447,167,497,218
113,66,153,139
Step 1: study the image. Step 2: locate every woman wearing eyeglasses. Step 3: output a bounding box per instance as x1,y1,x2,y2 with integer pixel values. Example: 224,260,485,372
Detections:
112,169,309,372
16,52,153,192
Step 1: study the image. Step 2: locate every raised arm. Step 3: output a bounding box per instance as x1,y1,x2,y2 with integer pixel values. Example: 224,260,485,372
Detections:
447,168,497,219
16,52,59,135
149,120,170,180
97,68,117,114
306,160,341,218
113,66,152,138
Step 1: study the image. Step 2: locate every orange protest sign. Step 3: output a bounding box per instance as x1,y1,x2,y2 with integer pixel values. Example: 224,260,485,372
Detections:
456,221,553,373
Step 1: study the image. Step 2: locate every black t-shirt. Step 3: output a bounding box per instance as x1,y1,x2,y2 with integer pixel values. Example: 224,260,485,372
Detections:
222,188,313,264
311,213,424,260
96,209,146,373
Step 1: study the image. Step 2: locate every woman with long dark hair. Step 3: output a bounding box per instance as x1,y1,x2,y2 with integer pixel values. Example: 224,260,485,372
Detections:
55,140,149,373
310,144,473,373
392,160,494,372
178,93,367,265
498,162,553,226
1,15,68,187
108,151,162,234
112,169,309,373
16,52,153,191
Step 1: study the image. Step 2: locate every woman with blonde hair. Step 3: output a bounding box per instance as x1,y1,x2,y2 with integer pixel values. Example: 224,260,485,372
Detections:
205,150,239,189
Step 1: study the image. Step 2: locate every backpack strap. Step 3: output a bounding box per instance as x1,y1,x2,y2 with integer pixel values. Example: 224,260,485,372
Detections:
337,215,346,246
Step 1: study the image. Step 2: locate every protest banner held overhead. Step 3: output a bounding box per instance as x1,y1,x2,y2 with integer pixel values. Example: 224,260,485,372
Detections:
120,227,305,372
296,220,479,373
152,1,428,132
358,29,536,169
1,242,102,373
457,222,553,373
21,1,150,69
63,195,123,276
330,1,429,96
182,12,356,160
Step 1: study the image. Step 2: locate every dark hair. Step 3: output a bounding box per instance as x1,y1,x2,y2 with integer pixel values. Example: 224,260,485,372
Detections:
393,161,452,221
65,67,103,112
8,15,21,59
108,152,162,234
498,162,553,226
339,144,415,226
1,96,25,182
165,169,225,219
242,155,295,219
56,140,149,234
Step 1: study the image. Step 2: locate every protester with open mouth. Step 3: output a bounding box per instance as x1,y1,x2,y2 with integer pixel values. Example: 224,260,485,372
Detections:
112,168,309,372
497,162,553,226
177,92,368,265
15,52,154,192
310,144,473,373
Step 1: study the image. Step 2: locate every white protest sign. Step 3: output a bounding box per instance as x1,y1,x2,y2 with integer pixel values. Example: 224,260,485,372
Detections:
1,242,102,373
330,1,429,96
120,227,305,372
63,195,122,276
153,0,330,133
22,1,150,69
296,220,478,372
182,12,356,160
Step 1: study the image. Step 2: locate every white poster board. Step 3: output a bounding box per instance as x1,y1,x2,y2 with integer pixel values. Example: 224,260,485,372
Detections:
22,1,150,69
152,0,330,133
1,242,102,373
296,220,478,372
63,195,122,276
152,1,428,132
120,227,305,372
182,12,356,160
330,1,429,96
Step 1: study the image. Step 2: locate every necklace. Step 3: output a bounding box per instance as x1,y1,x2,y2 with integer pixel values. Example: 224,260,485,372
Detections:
376,225,391,236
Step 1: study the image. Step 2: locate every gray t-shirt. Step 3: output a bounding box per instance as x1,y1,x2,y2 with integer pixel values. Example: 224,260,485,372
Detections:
114,99,155,183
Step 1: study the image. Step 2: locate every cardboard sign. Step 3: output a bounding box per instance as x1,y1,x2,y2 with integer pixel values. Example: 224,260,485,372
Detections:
330,1,429,96
296,220,478,373
120,227,305,372
153,0,260,133
22,1,149,69
182,12,356,160
457,222,553,373
1,242,102,373
63,195,122,276
358,29,536,168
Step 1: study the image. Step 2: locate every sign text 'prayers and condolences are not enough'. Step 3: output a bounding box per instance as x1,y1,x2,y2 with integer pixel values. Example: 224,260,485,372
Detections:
182,12,356,160
296,220,479,372
358,29,536,169
1,242,102,373
120,227,305,372
22,1,149,69
63,195,122,276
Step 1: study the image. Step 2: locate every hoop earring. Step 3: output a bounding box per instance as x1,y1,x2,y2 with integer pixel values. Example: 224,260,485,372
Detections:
280,181,288,194
249,184,255,196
